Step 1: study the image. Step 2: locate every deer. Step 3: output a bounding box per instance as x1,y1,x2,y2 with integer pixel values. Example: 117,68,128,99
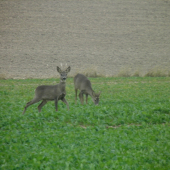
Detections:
22,65,71,114
74,73,101,105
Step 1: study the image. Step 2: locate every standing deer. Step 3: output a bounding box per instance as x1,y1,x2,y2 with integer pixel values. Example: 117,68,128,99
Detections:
22,65,71,114
74,73,101,105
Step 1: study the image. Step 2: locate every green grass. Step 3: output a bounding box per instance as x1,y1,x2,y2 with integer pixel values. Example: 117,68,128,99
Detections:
0,77,170,170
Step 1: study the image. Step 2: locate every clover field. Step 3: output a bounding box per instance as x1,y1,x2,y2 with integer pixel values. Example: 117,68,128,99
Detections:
0,77,170,170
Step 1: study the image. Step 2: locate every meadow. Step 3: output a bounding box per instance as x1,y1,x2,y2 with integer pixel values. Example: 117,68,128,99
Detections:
0,77,170,170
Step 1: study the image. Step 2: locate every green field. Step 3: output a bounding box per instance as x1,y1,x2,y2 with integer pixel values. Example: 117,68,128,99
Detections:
0,77,170,170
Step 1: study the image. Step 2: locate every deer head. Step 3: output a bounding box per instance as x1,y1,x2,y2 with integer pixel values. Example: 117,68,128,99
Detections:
57,65,71,82
92,91,101,105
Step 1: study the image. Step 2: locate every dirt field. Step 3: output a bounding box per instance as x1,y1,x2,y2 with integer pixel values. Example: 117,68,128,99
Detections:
0,0,170,79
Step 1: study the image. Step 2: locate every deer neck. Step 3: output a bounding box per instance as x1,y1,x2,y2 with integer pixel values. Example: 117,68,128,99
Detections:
87,87,94,97
59,81,66,86
58,81,66,93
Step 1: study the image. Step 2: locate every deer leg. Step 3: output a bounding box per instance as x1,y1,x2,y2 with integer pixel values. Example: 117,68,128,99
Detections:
75,89,77,103
38,100,47,112
79,91,84,104
86,94,88,104
54,98,58,111
62,98,69,111
22,97,41,114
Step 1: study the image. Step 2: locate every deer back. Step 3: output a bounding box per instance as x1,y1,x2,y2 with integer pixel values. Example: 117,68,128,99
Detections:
74,74,93,92
35,85,60,100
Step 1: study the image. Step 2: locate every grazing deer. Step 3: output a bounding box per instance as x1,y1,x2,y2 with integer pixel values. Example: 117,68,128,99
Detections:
22,65,71,114
74,73,101,105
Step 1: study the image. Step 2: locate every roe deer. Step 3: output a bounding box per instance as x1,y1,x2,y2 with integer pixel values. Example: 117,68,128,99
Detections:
22,65,71,114
74,73,101,105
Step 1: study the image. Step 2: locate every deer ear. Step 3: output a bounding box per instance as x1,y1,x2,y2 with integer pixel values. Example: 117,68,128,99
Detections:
56,66,62,73
65,66,71,73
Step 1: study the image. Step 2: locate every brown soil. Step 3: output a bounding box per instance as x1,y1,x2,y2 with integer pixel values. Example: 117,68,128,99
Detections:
1,0,170,79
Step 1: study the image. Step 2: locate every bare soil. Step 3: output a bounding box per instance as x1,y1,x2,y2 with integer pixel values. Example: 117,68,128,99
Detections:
0,0,170,79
